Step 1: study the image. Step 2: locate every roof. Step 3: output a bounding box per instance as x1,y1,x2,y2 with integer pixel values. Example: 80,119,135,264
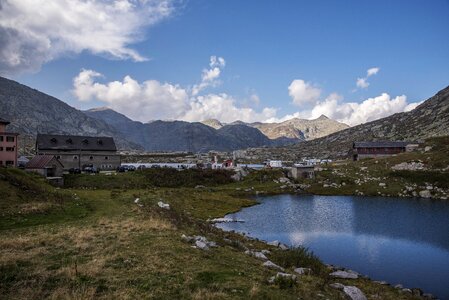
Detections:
26,155,64,169
36,134,117,151
353,141,416,148
0,118,10,125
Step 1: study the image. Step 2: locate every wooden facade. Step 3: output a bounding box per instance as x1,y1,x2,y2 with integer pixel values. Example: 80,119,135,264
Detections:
352,141,419,161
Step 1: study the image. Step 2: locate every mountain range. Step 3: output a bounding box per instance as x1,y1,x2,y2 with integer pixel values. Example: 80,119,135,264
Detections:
241,84,449,161
0,76,350,152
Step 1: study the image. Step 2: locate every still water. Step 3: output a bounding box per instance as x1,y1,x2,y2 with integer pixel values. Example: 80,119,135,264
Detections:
216,194,449,299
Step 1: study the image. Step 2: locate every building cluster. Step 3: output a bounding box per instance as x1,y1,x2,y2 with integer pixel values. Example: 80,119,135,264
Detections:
0,117,420,183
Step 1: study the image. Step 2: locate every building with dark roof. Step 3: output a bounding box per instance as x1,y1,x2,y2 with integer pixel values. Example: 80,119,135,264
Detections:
25,155,64,177
352,141,419,161
35,134,120,170
0,118,19,167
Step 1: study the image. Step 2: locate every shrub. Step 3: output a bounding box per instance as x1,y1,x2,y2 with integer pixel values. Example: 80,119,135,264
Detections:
270,247,327,277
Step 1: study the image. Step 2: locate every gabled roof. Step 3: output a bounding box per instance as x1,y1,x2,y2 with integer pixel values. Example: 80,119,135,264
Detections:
26,155,64,169
353,141,416,148
36,134,117,151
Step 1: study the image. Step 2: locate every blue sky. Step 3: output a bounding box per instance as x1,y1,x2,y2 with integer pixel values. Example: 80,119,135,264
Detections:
2,0,449,125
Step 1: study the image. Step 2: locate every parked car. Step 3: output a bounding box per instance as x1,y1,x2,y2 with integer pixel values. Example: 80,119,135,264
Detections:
68,168,81,174
137,165,147,171
117,165,128,172
82,164,98,173
127,165,136,171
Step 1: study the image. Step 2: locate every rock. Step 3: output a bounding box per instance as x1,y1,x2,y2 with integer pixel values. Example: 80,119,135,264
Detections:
424,146,432,152
374,280,389,285
261,249,271,255
245,250,268,261
294,267,311,275
422,293,435,299
343,286,367,300
419,190,432,198
401,288,412,293
379,183,386,187
279,243,289,250
280,185,287,189
195,185,205,189
267,240,280,247
275,272,296,280
181,234,195,243
262,260,285,271
209,217,244,223
329,283,345,290
134,198,143,207
330,270,358,279
394,284,403,289
411,288,423,296
157,201,170,209
195,240,209,250
279,177,290,183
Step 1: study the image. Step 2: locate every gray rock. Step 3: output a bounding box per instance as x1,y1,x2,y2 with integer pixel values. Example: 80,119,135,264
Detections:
329,283,345,290
262,260,285,271
195,240,209,250
401,288,412,293
245,250,268,261
267,240,280,247
276,272,297,280
419,190,432,198
394,284,403,289
343,286,367,300
157,201,170,209
294,267,312,275
279,243,289,250
330,270,359,279
261,249,271,255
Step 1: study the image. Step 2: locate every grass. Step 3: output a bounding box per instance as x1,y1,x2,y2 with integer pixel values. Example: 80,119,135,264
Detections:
0,167,422,299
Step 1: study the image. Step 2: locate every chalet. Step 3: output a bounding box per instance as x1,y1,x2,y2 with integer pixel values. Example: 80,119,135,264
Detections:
25,155,64,177
35,134,120,171
352,141,419,161
0,118,19,167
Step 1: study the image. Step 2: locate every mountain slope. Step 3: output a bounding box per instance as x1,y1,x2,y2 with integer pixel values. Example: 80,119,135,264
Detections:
241,85,449,161
0,76,141,150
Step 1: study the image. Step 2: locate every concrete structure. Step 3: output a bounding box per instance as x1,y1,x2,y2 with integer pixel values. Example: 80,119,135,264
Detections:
36,134,120,171
25,155,64,177
268,160,283,168
352,141,419,161
291,165,315,179
0,118,19,167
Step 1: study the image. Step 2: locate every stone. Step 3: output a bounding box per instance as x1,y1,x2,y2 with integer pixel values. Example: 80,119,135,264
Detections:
422,293,435,299
419,190,432,198
394,284,403,289
329,283,345,290
157,201,170,209
276,272,296,280
195,185,205,189
262,260,285,272
424,146,432,152
278,243,289,250
209,217,244,223
379,183,386,187
267,240,280,247
401,288,412,293
195,240,209,250
330,270,358,279
343,286,367,300
294,267,311,275
261,249,271,255
245,250,268,261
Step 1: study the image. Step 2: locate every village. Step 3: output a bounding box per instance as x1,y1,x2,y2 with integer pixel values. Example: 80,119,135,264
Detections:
1,117,421,187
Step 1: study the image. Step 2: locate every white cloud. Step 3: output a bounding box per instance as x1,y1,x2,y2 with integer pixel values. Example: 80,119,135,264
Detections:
355,67,380,89
192,56,226,96
288,79,321,106
0,0,176,75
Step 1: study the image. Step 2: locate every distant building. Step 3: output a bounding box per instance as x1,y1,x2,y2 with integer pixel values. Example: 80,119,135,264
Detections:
25,155,64,177
35,134,120,170
17,156,30,168
352,141,419,161
291,165,315,179
0,118,19,167
268,160,283,168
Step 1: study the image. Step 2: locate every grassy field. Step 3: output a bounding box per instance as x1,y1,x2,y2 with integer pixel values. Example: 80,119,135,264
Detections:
0,167,424,299
304,136,449,199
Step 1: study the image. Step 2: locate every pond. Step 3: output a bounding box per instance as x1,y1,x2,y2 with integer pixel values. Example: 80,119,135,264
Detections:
215,194,449,299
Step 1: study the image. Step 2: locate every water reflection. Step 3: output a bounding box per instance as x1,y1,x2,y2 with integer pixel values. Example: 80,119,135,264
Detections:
216,194,449,299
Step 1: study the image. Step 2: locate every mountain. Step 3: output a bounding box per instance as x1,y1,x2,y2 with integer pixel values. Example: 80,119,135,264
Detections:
201,119,223,129
0,76,141,151
85,108,298,152
241,85,449,161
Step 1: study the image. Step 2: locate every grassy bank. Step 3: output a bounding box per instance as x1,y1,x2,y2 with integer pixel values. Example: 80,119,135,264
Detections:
0,168,422,299
303,136,449,199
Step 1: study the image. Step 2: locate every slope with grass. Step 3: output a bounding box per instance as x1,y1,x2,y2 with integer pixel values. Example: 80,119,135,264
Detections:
0,168,424,299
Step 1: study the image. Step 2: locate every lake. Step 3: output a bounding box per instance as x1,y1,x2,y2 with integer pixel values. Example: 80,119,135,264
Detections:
216,194,449,299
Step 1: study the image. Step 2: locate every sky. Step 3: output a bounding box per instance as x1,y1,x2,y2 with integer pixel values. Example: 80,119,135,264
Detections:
1,0,449,126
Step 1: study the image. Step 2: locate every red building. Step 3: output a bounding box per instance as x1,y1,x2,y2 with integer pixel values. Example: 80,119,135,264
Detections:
352,141,419,161
0,118,19,167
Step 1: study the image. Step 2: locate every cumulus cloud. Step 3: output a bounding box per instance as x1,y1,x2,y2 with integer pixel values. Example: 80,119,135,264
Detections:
73,56,277,123
288,79,321,106
192,56,226,95
0,0,176,75
356,67,380,89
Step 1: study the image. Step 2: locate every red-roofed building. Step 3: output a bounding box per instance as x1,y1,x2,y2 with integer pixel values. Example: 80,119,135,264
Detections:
0,118,19,167
25,155,64,177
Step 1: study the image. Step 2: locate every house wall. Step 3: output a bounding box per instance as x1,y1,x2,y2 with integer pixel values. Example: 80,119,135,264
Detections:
353,147,408,161
36,150,120,170
0,133,18,167
291,167,315,179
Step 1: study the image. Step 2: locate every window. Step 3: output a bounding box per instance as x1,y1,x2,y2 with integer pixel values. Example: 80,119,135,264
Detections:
89,156,93,160
50,137,57,143
56,155,61,159
0,161,3,165
0,136,3,142
6,136,15,142
104,156,109,160
6,147,14,151
73,155,78,160
6,161,14,166
0,147,3,151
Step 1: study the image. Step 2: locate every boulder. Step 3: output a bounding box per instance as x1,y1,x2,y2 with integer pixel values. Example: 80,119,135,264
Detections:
294,267,311,275
245,250,268,261
262,260,285,272
330,270,359,279
329,283,345,290
343,286,367,300
419,190,432,198
157,201,170,209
